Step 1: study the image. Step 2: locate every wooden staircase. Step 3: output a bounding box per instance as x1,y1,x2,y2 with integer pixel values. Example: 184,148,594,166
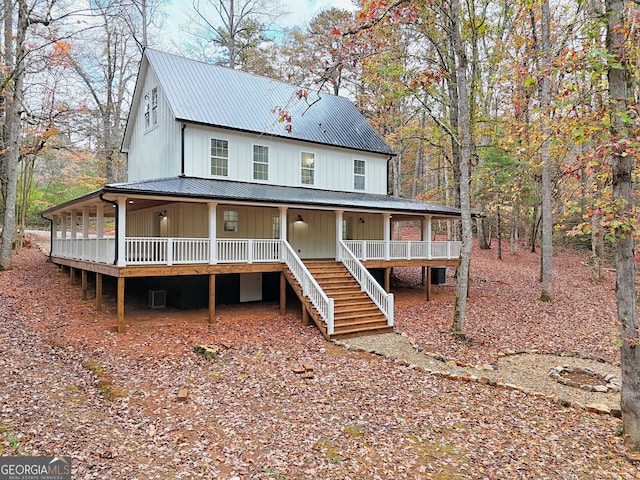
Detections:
285,260,393,339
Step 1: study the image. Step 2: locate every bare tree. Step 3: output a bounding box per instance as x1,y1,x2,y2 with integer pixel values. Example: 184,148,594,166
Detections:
190,0,287,69
1,0,54,269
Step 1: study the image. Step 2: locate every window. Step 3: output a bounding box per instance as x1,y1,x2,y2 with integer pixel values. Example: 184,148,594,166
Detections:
301,152,315,185
151,87,158,126
223,210,238,232
211,138,229,176
272,216,280,239
144,93,150,130
253,145,269,180
354,159,365,190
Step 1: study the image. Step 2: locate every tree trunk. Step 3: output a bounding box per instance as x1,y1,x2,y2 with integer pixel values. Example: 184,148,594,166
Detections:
606,0,639,448
510,202,519,255
450,0,473,334
411,113,425,198
591,211,604,282
539,0,553,302
0,0,26,270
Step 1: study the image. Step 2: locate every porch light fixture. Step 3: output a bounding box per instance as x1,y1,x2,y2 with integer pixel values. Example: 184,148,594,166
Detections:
296,214,304,223
158,210,166,218
359,217,365,224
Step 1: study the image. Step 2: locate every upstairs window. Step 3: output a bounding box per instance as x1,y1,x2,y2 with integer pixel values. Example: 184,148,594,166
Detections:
301,152,315,185
211,138,229,176
354,159,365,190
151,87,158,126
144,93,150,130
253,145,269,180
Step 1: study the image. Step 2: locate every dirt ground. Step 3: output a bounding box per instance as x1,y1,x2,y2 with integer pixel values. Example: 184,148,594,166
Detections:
0,236,638,479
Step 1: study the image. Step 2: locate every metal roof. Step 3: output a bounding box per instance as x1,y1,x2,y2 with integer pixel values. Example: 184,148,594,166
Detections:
102,176,461,217
143,49,394,155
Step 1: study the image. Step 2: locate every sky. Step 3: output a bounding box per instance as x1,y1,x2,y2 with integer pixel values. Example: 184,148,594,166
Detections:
164,0,358,46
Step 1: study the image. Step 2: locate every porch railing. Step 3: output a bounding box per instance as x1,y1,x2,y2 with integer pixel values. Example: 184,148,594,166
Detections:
281,241,335,335
343,240,462,261
52,237,462,266
337,240,394,327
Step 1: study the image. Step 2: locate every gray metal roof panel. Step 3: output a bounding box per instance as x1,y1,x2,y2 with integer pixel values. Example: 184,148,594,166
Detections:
145,49,394,155
105,177,461,217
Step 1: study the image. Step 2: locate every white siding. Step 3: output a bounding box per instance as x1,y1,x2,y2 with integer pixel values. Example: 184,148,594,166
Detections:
126,68,182,182
183,125,389,195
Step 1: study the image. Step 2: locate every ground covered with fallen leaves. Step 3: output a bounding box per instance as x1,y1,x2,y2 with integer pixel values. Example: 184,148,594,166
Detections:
0,239,638,479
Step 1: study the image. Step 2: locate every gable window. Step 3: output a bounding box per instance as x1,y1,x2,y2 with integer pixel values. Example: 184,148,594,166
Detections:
354,159,365,190
253,145,269,180
211,138,229,176
144,93,150,130
151,87,158,126
301,152,315,185
223,210,238,232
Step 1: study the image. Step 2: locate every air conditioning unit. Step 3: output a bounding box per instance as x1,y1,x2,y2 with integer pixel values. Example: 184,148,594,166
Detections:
148,289,166,308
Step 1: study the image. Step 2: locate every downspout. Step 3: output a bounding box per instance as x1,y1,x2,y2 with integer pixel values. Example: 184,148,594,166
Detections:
180,122,186,177
99,193,118,265
39,213,53,261
386,155,393,195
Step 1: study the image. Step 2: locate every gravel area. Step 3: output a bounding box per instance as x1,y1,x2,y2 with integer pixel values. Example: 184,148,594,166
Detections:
339,333,621,414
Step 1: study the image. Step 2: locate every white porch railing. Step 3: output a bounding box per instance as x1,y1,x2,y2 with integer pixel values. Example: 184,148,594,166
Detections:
52,237,462,266
343,240,462,261
281,241,335,335
337,241,394,327
52,237,116,264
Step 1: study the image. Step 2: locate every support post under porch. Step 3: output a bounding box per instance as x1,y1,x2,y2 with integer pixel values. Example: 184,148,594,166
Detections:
81,270,88,300
279,272,286,315
117,277,125,333
208,274,216,323
96,273,103,312
426,266,432,301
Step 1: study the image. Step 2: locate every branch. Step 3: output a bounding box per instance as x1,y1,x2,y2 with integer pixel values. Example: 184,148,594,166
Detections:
341,0,406,36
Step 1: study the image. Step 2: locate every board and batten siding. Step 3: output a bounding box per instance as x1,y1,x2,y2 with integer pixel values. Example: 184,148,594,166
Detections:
126,68,182,182
125,204,280,239
183,125,389,194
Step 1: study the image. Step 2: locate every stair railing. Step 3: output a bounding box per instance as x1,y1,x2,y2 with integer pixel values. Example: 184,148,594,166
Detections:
337,240,394,327
281,241,335,335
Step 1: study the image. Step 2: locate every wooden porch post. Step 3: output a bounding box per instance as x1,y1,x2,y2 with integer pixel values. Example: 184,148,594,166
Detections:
96,273,103,312
70,210,77,240
279,206,288,241
383,213,391,260
423,215,432,259
384,267,391,293
208,274,216,323
426,266,432,301
208,202,217,264
81,270,88,300
279,272,286,314
335,210,343,260
117,276,125,332
302,304,309,326
116,196,127,267
70,267,76,285
60,212,67,240
96,204,104,239
82,207,90,260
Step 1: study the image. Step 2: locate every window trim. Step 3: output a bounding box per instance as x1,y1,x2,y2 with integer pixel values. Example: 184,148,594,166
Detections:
354,159,366,190
223,210,239,233
210,137,230,177
252,144,269,181
301,151,315,186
